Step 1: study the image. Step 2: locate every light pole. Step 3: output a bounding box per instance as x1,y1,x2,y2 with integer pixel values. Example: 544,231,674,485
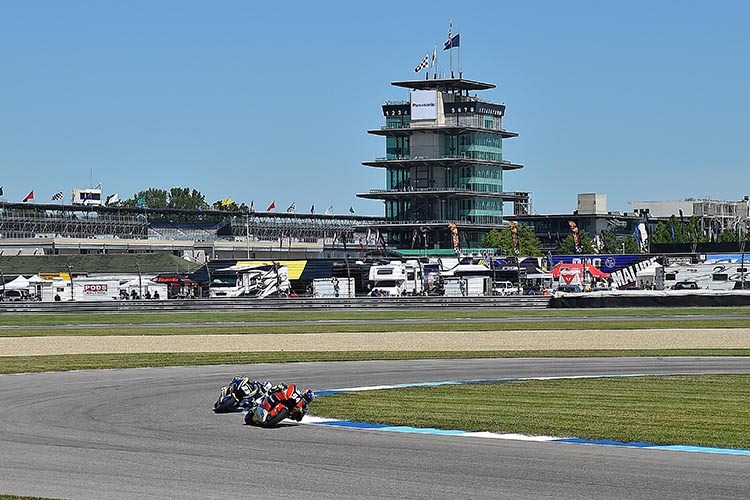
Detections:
66,265,74,301
245,213,250,259
0,268,5,298
135,260,142,299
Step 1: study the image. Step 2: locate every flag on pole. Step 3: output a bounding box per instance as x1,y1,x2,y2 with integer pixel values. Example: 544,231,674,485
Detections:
414,53,430,73
431,45,437,67
0,186,4,197
106,193,120,205
286,201,295,213
51,191,64,201
249,200,255,212
325,205,333,215
220,196,233,207
136,195,146,207
310,204,315,214
349,206,355,214
444,33,460,50
444,21,452,50
23,191,34,202
266,200,276,211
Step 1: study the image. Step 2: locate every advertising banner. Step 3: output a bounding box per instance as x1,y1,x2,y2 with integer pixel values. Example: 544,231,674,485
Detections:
84,283,108,295
410,90,437,120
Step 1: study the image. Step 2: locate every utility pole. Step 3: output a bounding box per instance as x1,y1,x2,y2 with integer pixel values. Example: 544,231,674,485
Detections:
135,260,142,299
245,213,250,259
66,265,74,301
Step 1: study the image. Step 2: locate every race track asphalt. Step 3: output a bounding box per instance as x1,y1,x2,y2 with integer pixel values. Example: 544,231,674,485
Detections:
1,357,749,500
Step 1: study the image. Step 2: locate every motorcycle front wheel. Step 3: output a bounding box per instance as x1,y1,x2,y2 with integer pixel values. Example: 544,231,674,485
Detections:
213,397,238,413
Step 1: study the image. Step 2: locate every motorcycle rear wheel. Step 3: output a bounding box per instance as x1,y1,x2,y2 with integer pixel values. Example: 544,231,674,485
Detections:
263,407,290,428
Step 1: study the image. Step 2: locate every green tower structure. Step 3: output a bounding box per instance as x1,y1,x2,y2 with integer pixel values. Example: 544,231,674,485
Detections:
358,76,529,254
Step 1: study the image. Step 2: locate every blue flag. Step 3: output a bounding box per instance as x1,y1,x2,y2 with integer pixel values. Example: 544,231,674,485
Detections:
443,34,460,50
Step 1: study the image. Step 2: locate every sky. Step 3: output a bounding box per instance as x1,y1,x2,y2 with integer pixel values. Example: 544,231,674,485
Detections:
2,1,749,216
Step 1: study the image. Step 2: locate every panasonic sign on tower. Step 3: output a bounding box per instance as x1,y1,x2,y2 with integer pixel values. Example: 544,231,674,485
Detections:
410,90,438,120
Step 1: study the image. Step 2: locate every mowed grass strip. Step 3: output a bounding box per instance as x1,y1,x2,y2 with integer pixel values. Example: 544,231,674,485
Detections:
311,375,750,449
1,306,749,327
3,319,750,337
1,350,749,374
0,496,62,500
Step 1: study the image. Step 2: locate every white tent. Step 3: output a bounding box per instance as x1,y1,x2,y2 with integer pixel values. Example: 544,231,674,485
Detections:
27,275,46,283
636,262,663,278
4,275,30,290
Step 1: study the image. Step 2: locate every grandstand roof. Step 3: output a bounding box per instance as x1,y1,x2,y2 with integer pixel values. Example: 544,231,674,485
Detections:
0,253,201,277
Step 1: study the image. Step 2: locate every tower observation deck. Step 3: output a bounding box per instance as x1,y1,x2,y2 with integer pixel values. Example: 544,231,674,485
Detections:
357,76,529,252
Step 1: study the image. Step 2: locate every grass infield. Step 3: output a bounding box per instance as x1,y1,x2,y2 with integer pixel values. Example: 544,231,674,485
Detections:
311,374,750,449
1,306,749,327
1,349,749,374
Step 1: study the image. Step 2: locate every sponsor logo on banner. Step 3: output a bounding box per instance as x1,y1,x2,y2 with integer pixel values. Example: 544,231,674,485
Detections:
410,90,437,120
84,284,108,295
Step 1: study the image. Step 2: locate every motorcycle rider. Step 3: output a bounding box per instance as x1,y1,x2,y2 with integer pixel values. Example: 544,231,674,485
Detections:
217,377,272,411
250,383,315,425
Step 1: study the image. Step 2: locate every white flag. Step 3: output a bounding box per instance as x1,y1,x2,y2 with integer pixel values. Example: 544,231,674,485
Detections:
325,205,333,215
106,193,120,205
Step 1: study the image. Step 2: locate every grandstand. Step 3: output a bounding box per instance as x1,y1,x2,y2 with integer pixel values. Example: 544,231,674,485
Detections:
0,202,381,260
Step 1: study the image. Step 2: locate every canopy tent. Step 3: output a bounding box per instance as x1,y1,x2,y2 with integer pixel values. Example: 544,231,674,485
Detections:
4,275,30,290
27,274,46,283
550,263,611,279
636,262,663,277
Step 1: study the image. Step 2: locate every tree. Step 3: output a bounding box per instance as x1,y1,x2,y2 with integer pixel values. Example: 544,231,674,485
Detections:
621,235,640,253
482,229,502,249
123,187,209,211
123,188,169,208
651,222,672,245
498,224,542,256
687,216,708,244
718,228,738,243
557,230,595,254
597,229,619,254
167,187,209,211
212,199,240,211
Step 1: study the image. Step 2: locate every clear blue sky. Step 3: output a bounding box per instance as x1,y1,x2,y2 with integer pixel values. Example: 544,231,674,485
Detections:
2,1,749,215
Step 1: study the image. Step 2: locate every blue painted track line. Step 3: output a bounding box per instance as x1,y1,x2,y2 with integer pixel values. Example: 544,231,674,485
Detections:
307,375,750,457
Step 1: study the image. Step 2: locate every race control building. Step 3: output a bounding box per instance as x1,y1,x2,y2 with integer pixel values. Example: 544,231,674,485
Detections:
358,75,529,253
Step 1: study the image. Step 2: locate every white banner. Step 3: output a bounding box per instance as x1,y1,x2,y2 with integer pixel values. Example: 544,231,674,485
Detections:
410,90,437,120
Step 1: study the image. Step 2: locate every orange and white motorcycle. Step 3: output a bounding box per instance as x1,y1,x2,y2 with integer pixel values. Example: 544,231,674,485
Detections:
244,383,315,427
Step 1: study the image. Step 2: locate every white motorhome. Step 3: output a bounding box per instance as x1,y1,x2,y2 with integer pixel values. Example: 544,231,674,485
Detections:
368,260,423,296
209,264,291,298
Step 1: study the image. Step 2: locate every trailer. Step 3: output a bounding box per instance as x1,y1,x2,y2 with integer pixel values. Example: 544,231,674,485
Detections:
312,277,355,298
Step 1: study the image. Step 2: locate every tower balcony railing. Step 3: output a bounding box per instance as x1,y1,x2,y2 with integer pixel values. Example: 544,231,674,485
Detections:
380,114,507,131
364,218,501,226
369,187,504,195
374,153,515,165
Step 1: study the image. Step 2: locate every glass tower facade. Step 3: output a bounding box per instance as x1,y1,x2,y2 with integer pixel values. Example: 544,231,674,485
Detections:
358,78,525,251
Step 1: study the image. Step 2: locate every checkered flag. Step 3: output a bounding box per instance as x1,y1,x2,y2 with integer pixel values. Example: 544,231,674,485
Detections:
51,191,64,201
414,53,429,73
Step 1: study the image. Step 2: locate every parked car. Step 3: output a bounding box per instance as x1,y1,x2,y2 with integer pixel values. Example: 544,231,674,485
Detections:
492,281,519,295
0,290,26,301
555,284,582,293
671,281,699,290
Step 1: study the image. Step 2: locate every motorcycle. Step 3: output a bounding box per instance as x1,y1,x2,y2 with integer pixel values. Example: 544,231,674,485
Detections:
244,383,315,427
213,377,269,413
